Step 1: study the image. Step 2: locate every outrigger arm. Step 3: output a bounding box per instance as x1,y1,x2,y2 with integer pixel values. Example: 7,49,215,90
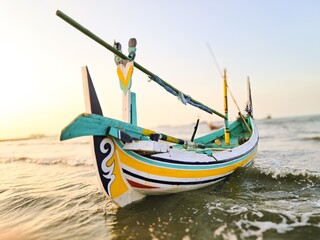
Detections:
56,10,227,120
60,113,206,149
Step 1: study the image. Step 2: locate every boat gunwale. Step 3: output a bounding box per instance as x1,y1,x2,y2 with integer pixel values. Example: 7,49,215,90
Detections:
114,117,258,167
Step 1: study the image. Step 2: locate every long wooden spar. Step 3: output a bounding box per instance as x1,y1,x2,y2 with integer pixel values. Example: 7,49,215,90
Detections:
56,10,227,120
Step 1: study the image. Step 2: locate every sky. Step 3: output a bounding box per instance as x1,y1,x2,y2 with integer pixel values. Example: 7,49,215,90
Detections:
1,0,320,139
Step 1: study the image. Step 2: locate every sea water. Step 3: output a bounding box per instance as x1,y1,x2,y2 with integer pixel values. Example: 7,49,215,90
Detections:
0,115,320,239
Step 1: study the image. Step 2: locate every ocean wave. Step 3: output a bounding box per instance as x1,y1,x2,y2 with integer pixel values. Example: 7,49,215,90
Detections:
0,134,47,142
0,156,93,166
212,211,319,239
301,136,320,142
218,166,320,204
240,165,320,185
207,194,320,239
204,167,320,239
0,170,107,240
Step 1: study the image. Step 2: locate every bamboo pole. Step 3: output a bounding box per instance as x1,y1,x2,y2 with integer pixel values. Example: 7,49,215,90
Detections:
223,69,230,145
56,10,227,120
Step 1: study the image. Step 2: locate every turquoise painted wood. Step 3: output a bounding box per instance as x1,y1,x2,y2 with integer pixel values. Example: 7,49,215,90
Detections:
131,92,137,126
60,113,205,147
60,113,147,141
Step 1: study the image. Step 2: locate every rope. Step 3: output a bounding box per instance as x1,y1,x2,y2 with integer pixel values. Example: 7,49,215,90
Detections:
149,75,214,115
227,84,252,133
207,43,223,78
179,92,191,105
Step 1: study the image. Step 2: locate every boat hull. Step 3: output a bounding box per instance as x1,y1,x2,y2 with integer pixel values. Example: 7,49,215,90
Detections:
96,118,258,197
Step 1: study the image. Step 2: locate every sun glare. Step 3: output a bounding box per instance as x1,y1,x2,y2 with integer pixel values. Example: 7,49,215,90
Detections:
0,47,40,139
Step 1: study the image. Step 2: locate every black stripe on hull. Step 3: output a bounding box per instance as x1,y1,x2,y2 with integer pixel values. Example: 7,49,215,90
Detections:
123,169,228,186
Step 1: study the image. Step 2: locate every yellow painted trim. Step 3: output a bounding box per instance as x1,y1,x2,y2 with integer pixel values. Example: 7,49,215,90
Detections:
109,149,130,198
117,64,134,90
103,142,130,199
224,130,230,145
142,129,156,136
118,147,257,178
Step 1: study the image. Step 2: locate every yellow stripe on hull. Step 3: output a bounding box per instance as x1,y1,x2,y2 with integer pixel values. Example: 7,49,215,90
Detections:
116,144,257,179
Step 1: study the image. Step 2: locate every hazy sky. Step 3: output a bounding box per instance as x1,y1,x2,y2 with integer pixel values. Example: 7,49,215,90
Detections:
1,0,319,139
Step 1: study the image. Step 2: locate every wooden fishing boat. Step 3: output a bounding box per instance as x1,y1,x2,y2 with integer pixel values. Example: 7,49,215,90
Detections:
57,10,259,207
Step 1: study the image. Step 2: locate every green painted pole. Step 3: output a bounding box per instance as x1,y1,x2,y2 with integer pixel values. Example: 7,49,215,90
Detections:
56,10,226,120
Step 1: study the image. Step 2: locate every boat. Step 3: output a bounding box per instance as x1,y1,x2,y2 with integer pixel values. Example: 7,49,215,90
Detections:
57,10,259,207
208,121,222,130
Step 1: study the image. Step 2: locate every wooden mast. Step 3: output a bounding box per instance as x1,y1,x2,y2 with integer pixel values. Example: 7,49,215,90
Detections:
223,69,230,145
114,38,137,124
